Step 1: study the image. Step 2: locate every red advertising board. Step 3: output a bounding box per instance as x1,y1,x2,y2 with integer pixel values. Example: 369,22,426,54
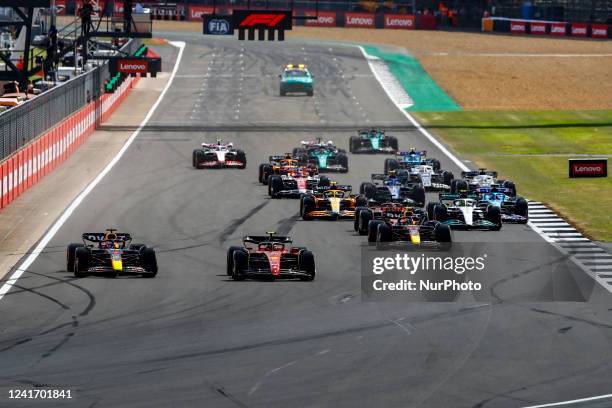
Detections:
384,14,415,29
510,20,527,34
571,23,588,37
188,5,214,21
304,11,336,27
569,159,607,178
529,21,546,34
550,22,567,36
344,12,375,28
117,59,149,74
591,24,609,38
419,14,436,30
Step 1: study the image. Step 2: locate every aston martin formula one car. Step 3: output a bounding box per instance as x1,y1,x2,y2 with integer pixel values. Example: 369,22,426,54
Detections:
227,232,315,280
384,149,441,174
268,167,330,198
294,139,348,173
279,64,314,96
453,169,517,197
193,140,246,169
359,172,426,207
427,193,502,230
66,229,158,278
349,128,398,154
300,184,367,220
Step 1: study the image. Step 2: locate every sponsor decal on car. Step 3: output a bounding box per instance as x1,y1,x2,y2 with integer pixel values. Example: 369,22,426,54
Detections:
304,11,336,27
569,158,608,178
345,12,375,28
383,14,415,29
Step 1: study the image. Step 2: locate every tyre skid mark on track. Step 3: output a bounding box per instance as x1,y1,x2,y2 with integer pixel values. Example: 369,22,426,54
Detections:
218,201,269,243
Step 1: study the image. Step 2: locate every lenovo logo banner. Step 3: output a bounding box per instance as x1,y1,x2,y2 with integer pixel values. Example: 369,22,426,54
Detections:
117,59,148,74
304,11,336,27
510,21,527,33
345,12,375,28
569,159,607,178
233,10,292,29
530,22,546,34
384,14,415,29
550,22,567,36
591,24,609,38
571,23,588,37
188,5,214,21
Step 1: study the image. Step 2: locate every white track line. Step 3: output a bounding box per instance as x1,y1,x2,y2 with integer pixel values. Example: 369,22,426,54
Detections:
523,393,612,407
0,41,186,302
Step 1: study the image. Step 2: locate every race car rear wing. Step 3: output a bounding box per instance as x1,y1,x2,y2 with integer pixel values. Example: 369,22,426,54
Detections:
439,192,479,202
475,186,512,194
461,169,498,178
243,236,292,244
269,154,293,162
315,184,352,193
82,232,132,242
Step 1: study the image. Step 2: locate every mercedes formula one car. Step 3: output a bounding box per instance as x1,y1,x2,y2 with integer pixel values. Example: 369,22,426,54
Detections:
279,64,314,96
268,166,330,198
300,184,367,220
227,232,315,280
349,128,398,154
294,139,348,173
427,193,502,230
359,172,426,207
453,169,517,197
193,140,246,169
384,149,441,174
66,229,158,278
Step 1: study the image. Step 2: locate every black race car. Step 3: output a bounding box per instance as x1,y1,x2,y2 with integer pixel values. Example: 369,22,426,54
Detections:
66,229,158,278
359,173,426,207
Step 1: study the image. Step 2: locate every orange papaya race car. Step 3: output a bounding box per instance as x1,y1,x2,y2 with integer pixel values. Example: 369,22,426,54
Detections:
299,183,368,220
258,154,318,185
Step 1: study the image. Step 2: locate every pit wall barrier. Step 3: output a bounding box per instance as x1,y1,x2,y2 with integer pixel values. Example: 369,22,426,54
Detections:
0,76,139,210
482,17,610,39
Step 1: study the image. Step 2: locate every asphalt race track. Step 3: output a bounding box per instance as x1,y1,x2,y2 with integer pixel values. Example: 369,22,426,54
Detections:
1,36,612,408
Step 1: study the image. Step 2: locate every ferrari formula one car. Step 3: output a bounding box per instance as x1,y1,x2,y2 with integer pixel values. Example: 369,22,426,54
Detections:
268,166,330,198
384,149,441,174
427,193,502,231
300,183,367,220
279,64,314,96
193,140,246,169
66,229,158,278
359,172,426,207
349,128,398,154
356,204,452,245
227,232,315,280
294,139,348,173
452,169,517,197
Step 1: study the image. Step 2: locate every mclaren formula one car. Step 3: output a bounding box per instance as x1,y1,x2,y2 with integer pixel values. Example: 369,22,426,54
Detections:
294,139,348,173
193,140,246,169
258,154,317,185
384,149,441,174
279,64,314,96
453,169,517,197
359,172,426,207
227,232,315,280
300,184,367,220
66,229,158,278
427,193,502,231
349,128,398,154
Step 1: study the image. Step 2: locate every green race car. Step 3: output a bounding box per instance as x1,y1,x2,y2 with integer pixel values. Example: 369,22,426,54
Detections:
280,64,314,96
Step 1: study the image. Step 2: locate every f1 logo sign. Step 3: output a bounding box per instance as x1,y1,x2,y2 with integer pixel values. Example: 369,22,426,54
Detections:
233,10,292,30
239,14,285,27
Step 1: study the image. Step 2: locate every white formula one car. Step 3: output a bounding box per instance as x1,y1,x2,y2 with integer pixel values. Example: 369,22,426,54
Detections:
192,140,246,169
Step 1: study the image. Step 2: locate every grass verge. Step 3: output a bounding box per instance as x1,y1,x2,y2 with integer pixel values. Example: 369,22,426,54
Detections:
413,110,612,241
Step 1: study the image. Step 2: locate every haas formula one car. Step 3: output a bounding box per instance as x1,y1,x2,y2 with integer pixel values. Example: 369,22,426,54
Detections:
300,183,367,220
193,140,246,169
294,139,348,173
227,232,315,280
349,128,398,154
359,172,426,207
66,229,158,278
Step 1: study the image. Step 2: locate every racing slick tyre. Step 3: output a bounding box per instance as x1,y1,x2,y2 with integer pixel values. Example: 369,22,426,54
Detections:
232,249,248,281
74,247,90,278
358,208,373,235
396,168,410,182
280,88,286,96
450,179,457,194
515,197,529,220
411,184,426,207
454,180,469,194
298,250,316,281
318,175,330,187
486,206,502,230
269,175,284,198
261,164,273,185
502,180,517,197
307,90,314,97
192,149,204,168
355,195,368,208
301,195,315,220
227,246,243,276
141,248,158,277
349,136,359,153
388,136,399,152
130,243,146,252
258,163,266,183
368,220,384,243
292,147,306,157
354,206,366,231
384,158,399,174
433,204,448,222
430,159,441,172
442,170,454,186
66,243,84,272
360,182,377,199
376,223,393,243
434,223,452,242
337,153,349,173
235,150,247,169
426,202,438,220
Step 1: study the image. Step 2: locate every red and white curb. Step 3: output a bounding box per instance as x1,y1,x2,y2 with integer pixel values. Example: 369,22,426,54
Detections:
528,201,612,291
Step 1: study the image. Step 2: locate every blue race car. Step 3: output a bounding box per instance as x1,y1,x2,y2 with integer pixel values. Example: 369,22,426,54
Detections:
477,188,528,223
384,148,441,174
349,128,398,154
359,172,426,207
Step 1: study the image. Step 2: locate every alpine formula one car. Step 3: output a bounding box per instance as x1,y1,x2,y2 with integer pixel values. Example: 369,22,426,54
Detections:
356,204,452,245
66,229,158,278
294,139,348,173
300,183,367,220
476,188,528,223
349,128,398,154
279,64,314,96
453,169,517,197
268,166,330,198
384,148,441,174
359,172,426,207
227,232,315,280
193,140,246,169
427,193,502,231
